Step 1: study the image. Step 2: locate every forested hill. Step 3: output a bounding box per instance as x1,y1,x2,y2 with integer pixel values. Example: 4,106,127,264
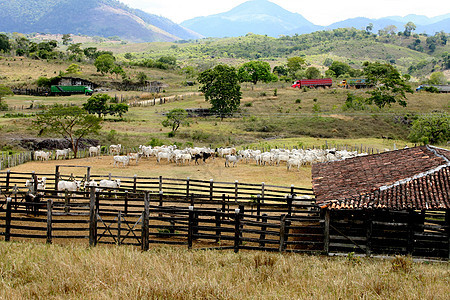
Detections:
0,0,202,42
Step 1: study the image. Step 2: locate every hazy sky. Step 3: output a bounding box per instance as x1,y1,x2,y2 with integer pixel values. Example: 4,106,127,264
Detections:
119,0,449,25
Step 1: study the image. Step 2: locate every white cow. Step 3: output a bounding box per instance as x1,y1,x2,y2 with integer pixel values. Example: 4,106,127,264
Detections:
56,148,71,160
34,151,52,161
113,155,130,167
25,177,47,194
128,153,140,165
109,144,122,155
84,179,99,191
225,155,242,167
57,180,81,196
89,145,101,157
99,179,121,191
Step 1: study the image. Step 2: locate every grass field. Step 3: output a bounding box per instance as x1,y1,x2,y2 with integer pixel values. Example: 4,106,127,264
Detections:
0,242,448,299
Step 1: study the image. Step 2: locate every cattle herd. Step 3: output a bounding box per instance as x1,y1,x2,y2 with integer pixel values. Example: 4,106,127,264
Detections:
33,144,368,171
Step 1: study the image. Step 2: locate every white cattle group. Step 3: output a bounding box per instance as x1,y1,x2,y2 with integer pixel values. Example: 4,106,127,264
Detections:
89,145,101,157
237,148,368,171
34,150,52,161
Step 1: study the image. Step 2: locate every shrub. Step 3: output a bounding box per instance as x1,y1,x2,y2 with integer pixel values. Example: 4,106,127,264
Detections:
295,99,301,104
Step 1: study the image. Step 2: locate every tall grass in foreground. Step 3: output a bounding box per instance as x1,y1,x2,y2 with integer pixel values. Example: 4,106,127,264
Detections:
0,242,448,299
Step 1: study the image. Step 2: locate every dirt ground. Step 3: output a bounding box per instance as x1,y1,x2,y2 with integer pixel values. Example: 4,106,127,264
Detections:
6,155,313,188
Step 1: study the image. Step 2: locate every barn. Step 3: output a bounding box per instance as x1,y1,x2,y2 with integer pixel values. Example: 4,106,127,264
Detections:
312,145,450,258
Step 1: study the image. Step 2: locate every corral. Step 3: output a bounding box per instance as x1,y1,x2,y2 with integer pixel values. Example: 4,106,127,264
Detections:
1,145,449,259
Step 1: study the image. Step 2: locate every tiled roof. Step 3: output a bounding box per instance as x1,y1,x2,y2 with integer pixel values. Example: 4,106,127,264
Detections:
312,145,450,210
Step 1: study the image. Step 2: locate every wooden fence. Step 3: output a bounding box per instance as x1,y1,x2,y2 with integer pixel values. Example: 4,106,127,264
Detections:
0,171,448,259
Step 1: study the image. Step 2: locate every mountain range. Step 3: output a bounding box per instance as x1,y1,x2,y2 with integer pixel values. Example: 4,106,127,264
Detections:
181,0,449,38
0,0,448,42
0,0,202,42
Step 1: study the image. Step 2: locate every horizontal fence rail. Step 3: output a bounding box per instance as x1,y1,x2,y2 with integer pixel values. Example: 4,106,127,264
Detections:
0,171,449,259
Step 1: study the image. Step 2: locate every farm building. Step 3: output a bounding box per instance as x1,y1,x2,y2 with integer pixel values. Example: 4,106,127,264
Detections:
57,77,98,90
312,145,450,258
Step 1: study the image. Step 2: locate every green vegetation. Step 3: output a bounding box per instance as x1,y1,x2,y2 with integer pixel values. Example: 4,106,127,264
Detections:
198,64,242,120
162,108,189,136
408,113,449,144
33,105,102,157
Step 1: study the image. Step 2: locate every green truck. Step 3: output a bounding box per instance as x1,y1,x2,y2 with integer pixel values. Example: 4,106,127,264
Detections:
50,85,93,96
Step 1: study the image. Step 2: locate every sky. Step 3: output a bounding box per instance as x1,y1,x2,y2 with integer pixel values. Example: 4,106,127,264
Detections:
119,0,450,25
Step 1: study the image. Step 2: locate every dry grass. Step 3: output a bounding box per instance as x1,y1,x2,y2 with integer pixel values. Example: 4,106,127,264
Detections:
0,241,448,299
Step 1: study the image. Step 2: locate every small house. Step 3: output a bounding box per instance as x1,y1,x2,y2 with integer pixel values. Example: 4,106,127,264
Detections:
312,145,449,258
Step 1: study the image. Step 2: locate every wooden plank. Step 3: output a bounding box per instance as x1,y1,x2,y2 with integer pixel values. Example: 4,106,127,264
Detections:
324,210,330,254
46,199,53,244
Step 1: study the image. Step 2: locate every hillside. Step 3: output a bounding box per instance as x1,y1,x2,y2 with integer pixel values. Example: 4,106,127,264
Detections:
0,0,202,42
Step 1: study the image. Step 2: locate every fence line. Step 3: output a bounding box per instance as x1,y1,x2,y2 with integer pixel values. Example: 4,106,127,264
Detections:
0,188,448,258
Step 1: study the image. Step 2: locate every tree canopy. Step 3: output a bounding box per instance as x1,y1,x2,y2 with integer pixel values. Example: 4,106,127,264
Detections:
198,65,242,120
83,94,129,119
94,54,116,75
408,113,449,145
161,108,189,136
238,61,275,85
363,62,412,108
34,105,102,157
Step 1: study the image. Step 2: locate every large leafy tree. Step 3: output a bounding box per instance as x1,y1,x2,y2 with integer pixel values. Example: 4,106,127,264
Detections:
408,113,449,145
363,62,412,108
305,67,321,79
83,94,111,118
238,61,275,85
198,64,242,120
286,56,306,77
34,105,101,158
161,108,189,136
0,34,11,53
328,61,351,78
94,53,115,75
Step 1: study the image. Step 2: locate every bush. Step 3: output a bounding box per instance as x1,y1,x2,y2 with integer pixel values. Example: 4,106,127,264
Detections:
408,113,449,145
342,93,369,111
295,99,301,104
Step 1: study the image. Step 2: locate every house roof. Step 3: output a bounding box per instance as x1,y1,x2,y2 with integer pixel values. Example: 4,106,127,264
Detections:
312,145,450,210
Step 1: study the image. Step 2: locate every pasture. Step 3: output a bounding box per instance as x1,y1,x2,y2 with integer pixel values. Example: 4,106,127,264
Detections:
0,242,448,299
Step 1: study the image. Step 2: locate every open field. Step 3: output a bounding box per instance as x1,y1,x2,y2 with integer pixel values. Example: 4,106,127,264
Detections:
6,155,313,188
0,241,448,299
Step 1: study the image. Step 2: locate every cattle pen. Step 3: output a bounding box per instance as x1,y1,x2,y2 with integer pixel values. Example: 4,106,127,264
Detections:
0,169,449,260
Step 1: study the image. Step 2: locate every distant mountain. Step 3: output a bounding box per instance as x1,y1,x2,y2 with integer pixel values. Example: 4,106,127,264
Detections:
181,0,449,38
181,0,321,38
0,0,202,42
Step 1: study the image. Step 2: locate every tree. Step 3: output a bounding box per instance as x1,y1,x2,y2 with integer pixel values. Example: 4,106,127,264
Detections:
328,61,351,77
62,34,72,45
404,22,416,37
0,85,13,111
34,105,101,158
273,65,288,76
137,72,148,84
0,34,11,53
83,94,112,118
428,72,447,85
110,103,129,119
94,54,115,75
363,62,413,108
238,61,274,85
65,63,82,75
111,65,126,80
408,113,449,145
305,67,321,79
286,56,306,77
366,23,373,33
198,65,242,120
161,108,189,136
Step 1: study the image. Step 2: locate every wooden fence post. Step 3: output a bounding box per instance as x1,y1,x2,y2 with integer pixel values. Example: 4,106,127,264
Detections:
259,214,268,248
215,208,221,243
366,211,373,257
5,197,12,242
324,209,331,255
287,195,293,216
186,177,190,201
256,195,261,220
46,199,53,244
6,170,10,193
159,176,163,193
89,187,97,247
64,190,70,213
141,192,150,251
124,191,129,216
209,179,214,201
407,210,415,255
55,166,60,190
234,180,238,203
234,208,241,253
261,182,265,203
133,175,137,193
188,206,194,249
279,215,287,252
117,211,122,245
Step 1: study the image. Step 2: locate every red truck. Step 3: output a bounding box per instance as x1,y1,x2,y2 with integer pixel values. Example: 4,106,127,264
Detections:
291,78,333,88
